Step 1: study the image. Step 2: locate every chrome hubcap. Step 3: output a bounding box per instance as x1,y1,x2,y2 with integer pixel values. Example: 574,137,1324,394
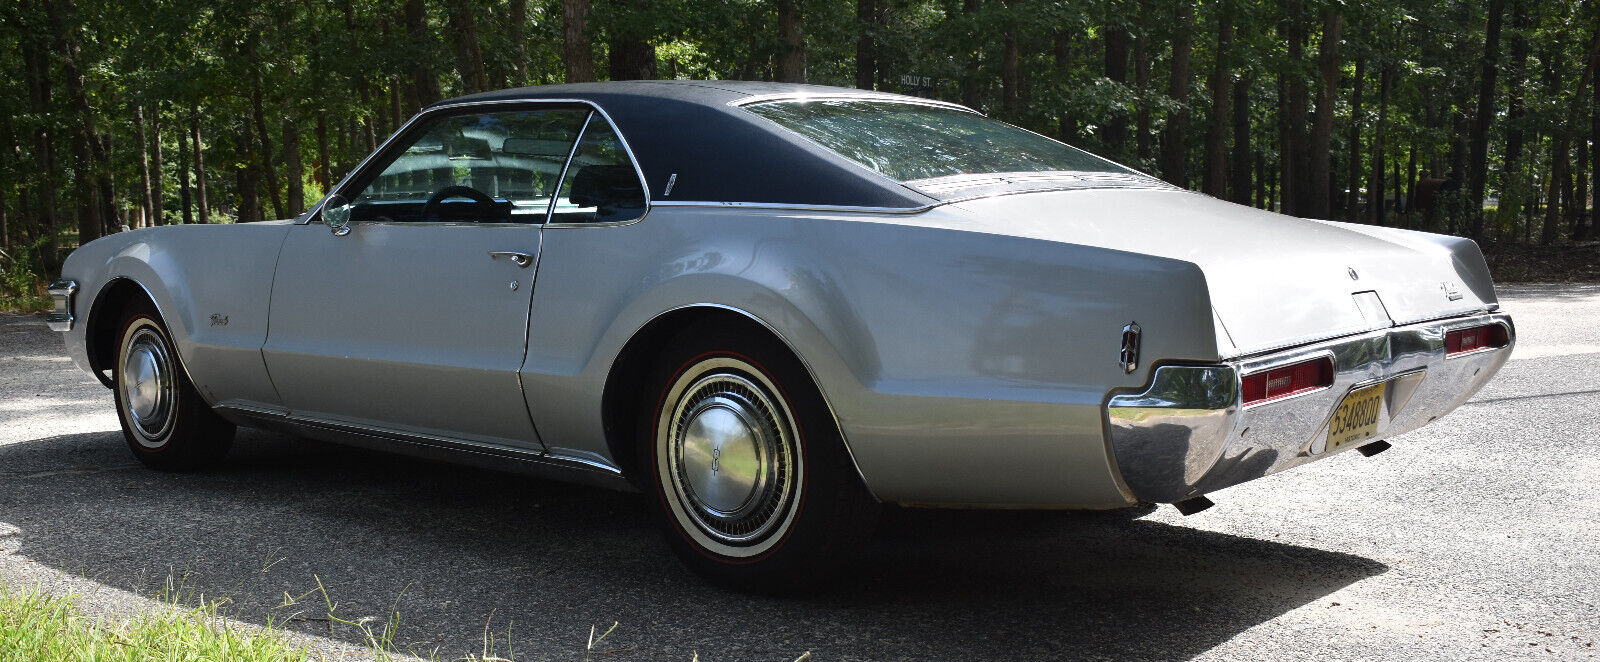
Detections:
121,325,175,444
661,361,800,556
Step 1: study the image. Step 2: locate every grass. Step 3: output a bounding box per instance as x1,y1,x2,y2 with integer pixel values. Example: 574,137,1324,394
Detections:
0,582,311,662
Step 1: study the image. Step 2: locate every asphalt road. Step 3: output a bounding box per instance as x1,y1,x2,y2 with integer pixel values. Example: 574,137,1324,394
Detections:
1,283,1596,661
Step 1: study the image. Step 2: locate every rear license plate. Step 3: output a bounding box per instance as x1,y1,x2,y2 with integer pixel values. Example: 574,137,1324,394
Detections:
1326,382,1386,451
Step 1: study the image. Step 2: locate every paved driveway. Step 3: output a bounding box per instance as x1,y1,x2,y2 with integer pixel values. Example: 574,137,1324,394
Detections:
1,284,1595,661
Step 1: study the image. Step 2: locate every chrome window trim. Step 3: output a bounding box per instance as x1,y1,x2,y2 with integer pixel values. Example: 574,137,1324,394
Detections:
648,200,936,215
732,92,978,114
301,98,652,229
735,95,1146,183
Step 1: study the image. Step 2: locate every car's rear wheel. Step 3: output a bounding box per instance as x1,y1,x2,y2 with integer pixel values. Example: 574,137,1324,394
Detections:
113,303,234,471
641,323,876,591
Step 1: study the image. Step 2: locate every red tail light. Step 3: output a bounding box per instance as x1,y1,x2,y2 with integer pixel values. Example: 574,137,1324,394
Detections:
1241,357,1335,406
1446,324,1509,356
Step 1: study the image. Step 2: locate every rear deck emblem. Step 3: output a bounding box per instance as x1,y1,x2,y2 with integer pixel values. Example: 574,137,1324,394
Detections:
1120,322,1142,374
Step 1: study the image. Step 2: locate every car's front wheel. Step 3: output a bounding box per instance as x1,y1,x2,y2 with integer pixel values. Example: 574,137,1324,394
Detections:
641,324,876,591
113,303,235,471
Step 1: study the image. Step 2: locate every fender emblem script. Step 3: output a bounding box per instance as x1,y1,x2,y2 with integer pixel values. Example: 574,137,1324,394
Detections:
1120,322,1142,374
209,314,229,327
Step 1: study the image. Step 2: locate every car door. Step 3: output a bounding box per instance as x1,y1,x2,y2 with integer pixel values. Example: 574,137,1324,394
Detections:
262,105,591,449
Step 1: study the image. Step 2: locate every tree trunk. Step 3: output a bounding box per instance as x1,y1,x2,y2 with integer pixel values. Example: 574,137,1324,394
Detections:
1000,1,1023,118
962,0,982,109
1230,74,1252,205
1134,0,1153,161
1502,0,1530,240
609,37,657,80
177,116,192,225
1346,56,1365,222
191,115,209,224
1160,2,1194,187
1203,3,1233,197
561,0,594,83
508,0,529,85
252,81,285,220
151,105,164,226
1307,9,1342,219
1054,31,1076,140
316,111,332,194
776,0,806,82
283,114,304,216
1406,143,1417,226
235,127,260,223
21,34,59,261
1103,17,1130,158
1278,1,1306,215
1370,63,1392,226
44,0,103,244
1468,0,1507,238
136,105,153,229
856,0,878,90
1543,46,1569,245
1592,3,1600,240
404,0,442,105
446,0,487,93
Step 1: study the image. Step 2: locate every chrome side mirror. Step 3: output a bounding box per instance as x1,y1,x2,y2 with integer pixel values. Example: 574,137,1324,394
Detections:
322,194,353,236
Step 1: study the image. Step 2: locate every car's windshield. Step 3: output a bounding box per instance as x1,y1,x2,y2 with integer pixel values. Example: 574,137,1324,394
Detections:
743,99,1135,183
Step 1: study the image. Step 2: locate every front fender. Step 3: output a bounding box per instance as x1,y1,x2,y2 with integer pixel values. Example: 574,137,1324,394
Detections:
57,224,291,409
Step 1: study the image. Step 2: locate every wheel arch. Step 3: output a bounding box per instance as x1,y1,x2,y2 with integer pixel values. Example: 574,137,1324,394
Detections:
85,277,161,387
599,304,871,496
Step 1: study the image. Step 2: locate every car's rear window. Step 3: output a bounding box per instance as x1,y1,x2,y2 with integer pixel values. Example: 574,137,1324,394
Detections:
743,99,1134,183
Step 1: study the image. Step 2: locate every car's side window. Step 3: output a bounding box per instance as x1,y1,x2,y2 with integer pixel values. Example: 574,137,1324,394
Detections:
549,118,647,224
346,108,590,224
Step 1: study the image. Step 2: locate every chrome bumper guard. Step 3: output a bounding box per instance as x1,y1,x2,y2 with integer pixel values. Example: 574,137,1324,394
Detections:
46,279,78,332
1107,312,1514,503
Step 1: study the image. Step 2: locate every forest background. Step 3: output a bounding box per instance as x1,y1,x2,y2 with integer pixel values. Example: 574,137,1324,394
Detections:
2,0,1597,307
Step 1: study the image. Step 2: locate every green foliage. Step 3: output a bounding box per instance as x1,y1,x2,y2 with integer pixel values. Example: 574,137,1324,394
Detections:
0,0,1593,291
0,582,310,662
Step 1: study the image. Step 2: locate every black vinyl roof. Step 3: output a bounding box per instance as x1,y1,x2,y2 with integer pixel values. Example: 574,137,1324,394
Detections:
431,81,943,209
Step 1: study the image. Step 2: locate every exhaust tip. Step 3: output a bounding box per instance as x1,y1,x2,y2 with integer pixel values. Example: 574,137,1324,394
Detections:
1357,440,1392,457
1172,495,1214,516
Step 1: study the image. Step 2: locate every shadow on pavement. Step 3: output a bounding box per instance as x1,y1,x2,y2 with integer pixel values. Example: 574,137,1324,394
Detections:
0,428,1387,661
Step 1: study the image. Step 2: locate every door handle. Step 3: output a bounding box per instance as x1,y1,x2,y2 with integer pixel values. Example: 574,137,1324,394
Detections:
488,251,534,268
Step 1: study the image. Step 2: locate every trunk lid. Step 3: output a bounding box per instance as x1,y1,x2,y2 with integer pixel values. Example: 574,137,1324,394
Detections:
949,188,1498,357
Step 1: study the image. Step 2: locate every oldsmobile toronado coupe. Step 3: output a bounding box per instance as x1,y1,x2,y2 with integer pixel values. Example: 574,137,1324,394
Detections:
49,81,1513,588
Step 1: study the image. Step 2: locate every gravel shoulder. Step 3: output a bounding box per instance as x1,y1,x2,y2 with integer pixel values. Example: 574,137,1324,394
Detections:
0,284,1595,661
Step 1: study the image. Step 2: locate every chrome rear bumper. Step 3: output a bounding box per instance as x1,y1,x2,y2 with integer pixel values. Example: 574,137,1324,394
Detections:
1107,312,1514,503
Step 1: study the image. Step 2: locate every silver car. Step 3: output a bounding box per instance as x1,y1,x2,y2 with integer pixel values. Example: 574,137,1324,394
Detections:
47,81,1514,589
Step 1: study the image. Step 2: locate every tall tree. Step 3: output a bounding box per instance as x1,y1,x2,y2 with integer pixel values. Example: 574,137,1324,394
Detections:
43,0,104,244
777,0,805,82
562,0,595,83
1203,2,1235,197
136,105,153,228
1103,14,1131,160
1467,0,1507,238
856,0,878,90
1160,1,1194,186
191,114,208,224
1346,56,1366,222
1000,0,1024,118
1307,8,1343,219
446,0,488,93
404,0,442,106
